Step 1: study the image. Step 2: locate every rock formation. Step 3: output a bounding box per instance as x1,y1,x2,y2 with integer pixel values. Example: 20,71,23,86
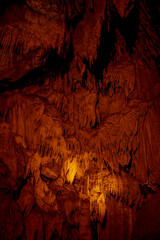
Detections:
0,0,160,239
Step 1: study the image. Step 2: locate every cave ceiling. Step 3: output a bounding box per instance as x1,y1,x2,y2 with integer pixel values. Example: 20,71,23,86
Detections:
0,0,160,240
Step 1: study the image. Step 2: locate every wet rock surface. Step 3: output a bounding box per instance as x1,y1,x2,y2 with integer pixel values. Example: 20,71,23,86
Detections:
0,0,160,239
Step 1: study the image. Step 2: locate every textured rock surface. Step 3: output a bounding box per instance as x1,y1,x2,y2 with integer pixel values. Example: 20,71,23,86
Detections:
0,0,160,239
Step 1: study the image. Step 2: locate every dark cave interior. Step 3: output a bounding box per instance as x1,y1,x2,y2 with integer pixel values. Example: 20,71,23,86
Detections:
0,0,160,240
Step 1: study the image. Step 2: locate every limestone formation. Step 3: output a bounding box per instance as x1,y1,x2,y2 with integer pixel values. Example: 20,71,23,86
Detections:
0,0,160,239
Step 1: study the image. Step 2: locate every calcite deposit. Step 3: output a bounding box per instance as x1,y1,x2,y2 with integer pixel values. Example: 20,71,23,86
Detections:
0,0,160,239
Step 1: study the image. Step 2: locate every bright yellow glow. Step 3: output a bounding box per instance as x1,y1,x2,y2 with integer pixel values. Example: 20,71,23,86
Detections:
65,157,77,184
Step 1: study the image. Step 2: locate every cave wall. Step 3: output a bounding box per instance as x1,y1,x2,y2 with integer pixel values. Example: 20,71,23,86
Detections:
0,0,160,240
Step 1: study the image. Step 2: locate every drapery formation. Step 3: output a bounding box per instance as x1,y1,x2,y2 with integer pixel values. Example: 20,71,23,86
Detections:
0,0,160,239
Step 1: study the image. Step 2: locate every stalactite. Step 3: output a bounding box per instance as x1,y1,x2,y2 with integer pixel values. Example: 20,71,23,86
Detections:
0,0,160,239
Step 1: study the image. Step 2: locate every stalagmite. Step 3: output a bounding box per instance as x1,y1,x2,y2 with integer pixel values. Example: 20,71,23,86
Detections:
0,0,160,239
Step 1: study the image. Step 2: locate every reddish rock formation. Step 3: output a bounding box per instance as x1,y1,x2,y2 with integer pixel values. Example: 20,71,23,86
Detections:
0,0,160,239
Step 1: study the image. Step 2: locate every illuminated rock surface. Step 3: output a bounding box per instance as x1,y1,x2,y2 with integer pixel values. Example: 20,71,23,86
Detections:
0,0,160,239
